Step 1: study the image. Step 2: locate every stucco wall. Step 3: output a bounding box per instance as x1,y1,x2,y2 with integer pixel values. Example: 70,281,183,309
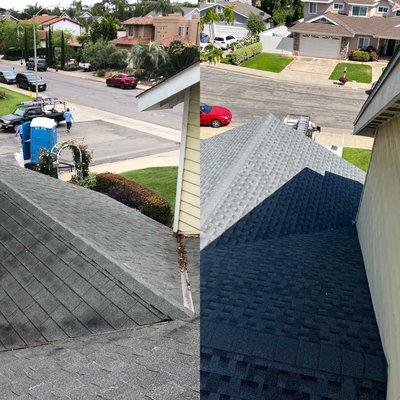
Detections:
176,83,200,235
356,115,400,400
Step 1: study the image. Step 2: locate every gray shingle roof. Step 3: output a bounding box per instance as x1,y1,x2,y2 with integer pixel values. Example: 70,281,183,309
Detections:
201,115,387,399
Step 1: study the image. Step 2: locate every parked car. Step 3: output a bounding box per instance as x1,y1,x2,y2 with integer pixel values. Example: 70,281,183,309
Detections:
106,73,138,89
213,35,237,50
16,73,47,92
26,58,47,71
0,70,16,84
0,97,66,132
200,103,232,128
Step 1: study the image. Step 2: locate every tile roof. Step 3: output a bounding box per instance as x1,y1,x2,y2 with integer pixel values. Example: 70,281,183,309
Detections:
160,35,194,46
122,16,154,25
201,115,387,398
110,36,151,46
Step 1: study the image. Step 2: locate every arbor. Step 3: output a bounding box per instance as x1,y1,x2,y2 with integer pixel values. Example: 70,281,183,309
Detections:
82,41,128,70
131,42,168,75
90,15,118,42
246,13,266,34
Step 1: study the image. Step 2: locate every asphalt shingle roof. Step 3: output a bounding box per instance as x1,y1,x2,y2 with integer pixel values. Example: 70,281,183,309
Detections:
201,115,387,399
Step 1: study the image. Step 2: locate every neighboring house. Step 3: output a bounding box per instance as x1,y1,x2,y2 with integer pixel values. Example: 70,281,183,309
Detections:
201,115,387,398
189,1,272,39
137,63,200,236
24,14,82,36
111,13,199,48
353,48,400,400
290,0,400,58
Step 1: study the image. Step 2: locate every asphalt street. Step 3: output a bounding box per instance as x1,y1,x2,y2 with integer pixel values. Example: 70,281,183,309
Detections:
0,60,183,130
201,66,368,131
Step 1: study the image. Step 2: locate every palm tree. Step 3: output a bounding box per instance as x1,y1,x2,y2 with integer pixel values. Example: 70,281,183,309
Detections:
201,4,235,40
149,0,184,16
131,42,168,75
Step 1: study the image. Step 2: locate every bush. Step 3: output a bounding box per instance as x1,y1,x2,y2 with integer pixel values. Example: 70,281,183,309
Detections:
95,173,171,225
230,35,259,51
231,42,262,65
350,50,370,62
96,69,106,77
71,172,97,190
63,64,78,71
369,50,379,61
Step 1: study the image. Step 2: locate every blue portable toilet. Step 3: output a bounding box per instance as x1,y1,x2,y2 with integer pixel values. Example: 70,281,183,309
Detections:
20,121,31,161
30,117,57,164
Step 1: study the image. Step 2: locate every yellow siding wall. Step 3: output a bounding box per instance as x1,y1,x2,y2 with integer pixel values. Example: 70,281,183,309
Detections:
357,115,400,400
177,83,200,235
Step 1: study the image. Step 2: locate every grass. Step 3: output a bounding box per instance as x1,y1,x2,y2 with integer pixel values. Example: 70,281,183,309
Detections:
240,53,294,73
122,166,178,210
0,86,31,116
342,147,372,171
329,63,372,84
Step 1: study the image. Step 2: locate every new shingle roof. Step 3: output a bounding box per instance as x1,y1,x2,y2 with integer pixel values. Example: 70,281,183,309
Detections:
201,115,387,399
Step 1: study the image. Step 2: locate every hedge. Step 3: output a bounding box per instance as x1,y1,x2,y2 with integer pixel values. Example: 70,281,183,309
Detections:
350,50,370,62
231,42,263,65
95,173,171,225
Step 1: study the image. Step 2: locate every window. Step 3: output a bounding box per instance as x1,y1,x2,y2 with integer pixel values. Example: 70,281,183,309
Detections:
333,3,344,10
178,26,184,36
309,2,318,13
352,5,368,16
200,103,212,113
378,5,389,12
357,36,370,48
128,26,134,36
396,9,400,15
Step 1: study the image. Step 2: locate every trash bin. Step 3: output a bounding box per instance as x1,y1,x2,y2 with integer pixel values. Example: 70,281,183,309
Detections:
20,121,31,161
30,117,57,164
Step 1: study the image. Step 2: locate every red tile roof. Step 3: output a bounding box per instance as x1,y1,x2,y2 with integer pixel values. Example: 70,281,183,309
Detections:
160,35,194,46
110,36,151,46
122,16,154,25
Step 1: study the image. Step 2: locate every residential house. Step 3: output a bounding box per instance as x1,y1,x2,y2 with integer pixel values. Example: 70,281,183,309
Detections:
24,14,82,36
290,0,400,58
190,1,272,39
353,48,400,400
137,63,200,236
201,115,387,398
111,13,199,48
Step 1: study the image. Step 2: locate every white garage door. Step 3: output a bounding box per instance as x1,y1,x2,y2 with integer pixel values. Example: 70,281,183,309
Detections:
299,34,341,58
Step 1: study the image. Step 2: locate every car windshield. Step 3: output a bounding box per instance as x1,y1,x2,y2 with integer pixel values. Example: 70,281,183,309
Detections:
26,75,38,82
13,107,26,116
214,37,224,42
200,103,212,113
2,71,14,77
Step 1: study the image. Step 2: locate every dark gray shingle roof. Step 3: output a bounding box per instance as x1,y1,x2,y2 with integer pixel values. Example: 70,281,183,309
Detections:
201,115,387,399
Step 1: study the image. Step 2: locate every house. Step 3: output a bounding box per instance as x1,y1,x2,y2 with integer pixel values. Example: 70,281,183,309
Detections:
290,0,400,58
24,14,82,36
137,63,200,236
353,48,400,400
0,158,199,397
191,1,272,39
111,13,199,48
201,115,387,398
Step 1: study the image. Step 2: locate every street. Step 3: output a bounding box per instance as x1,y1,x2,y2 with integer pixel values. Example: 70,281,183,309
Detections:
201,66,368,131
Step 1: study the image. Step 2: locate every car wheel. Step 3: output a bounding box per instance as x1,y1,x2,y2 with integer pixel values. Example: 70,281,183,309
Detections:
106,80,111,87
211,119,222,128
120,83,125,89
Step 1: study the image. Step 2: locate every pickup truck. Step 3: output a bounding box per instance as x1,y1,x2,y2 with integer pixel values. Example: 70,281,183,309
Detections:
78,62,93,72
0,98,66,132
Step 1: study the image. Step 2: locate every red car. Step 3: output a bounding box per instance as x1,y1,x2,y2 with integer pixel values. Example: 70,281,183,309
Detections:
106,73,138,89
200,103,232,128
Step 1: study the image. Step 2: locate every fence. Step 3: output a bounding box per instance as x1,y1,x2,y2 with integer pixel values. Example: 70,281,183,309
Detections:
260,27,294,55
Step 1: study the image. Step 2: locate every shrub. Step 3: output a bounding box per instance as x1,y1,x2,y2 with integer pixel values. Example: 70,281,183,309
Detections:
369,50,379,61
231,42,262,65
230,35,259,51
350,50,370,62
71,172,97,190
96,69,106,77
63,64,78,71
95,173,171,225
246,13,266,35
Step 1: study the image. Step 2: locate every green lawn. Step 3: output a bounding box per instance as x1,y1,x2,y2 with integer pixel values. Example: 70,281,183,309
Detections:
342,147,372,171
0,86,31,116
329,63,372,84
240,53,294,73
122,166,178,210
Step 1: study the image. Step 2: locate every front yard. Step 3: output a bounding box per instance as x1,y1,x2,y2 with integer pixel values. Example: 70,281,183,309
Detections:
241,53,294,73
342,147,372,171
329,63,372,84
0,87,31,115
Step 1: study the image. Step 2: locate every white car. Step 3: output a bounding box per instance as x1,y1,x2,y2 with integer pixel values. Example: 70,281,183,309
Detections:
213,35,237,50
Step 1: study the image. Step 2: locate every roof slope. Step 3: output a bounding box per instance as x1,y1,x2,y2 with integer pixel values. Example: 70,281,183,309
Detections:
201,115,387,399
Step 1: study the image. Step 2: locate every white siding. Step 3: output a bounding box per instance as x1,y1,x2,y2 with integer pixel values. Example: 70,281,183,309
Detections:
51,20,81,36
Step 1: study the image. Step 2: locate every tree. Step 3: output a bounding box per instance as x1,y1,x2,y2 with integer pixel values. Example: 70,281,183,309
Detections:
200,44,223,64
148,0,184,16
200,5,234,39
24,27,29,61
132,1,153,17
90,15,118,42
246,13,266,34
82,41,128,69
272,9,289,25
47,27,54,67
60,31,66,70
131,42,168,75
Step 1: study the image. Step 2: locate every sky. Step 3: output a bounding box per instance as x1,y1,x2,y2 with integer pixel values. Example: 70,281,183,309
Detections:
0,0,96,11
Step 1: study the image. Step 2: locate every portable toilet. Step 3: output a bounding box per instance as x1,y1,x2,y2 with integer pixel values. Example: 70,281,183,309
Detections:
20,121,31,161
30,117,57,164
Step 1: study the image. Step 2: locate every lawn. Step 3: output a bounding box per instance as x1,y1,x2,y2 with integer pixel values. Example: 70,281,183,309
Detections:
329,63,372,84
342,147,372,171
240,53,294,73
122,166,178,210
0,86,31,116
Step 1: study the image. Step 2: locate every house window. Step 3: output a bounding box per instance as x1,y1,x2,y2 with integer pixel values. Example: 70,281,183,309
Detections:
352,5,368,16
309,2,318,13
178,26,184,36
333,3,344,10
377,5,389,12
357,36,370,48
128,26,134,37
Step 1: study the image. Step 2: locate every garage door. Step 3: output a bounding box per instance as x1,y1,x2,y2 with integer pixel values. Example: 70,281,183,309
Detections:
299,34,341,58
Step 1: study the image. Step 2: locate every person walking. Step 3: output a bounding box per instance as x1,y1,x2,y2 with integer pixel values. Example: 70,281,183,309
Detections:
64,108,74,133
